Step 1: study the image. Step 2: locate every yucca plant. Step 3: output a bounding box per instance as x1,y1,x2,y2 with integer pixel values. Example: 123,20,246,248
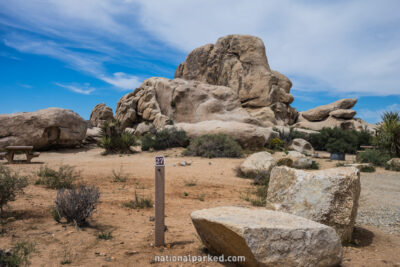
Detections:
99,120,137,154
375,111,400,157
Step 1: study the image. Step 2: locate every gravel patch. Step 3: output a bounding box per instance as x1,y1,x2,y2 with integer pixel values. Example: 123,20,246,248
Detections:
356,171,400,235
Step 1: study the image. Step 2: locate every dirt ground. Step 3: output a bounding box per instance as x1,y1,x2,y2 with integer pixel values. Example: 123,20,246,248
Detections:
1,147,400,266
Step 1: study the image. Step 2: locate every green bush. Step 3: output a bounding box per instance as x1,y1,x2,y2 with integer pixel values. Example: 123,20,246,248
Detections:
0,241,36,267
360,165,376,173
99,120,137,154
357,149,390,166
310,127,358,154
0,166,28,214
267,138,283,150
307,161,320,170
141,127,189,151
183,134,243,158
36,165,79,189
374,111,400,157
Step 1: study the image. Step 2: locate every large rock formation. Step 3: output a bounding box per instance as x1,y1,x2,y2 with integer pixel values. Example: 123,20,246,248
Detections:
115,77,260,129
0,108,87,150
191,206,342,267
172,120,278,149
175,34,298,125
266,166,361,243
89,103,114,127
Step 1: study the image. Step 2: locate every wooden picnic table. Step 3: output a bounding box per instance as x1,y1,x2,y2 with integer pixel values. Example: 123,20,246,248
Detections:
0,146,40,163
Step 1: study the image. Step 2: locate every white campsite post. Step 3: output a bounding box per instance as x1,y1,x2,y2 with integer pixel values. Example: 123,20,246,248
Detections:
154,156,165,247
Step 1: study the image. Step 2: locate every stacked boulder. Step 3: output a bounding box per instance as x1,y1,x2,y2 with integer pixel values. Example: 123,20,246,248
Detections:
294,98,375,132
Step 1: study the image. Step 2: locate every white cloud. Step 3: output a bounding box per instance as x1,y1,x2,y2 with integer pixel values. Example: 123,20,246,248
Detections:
135,0,400,96
55,82,95,95
100,72,141,91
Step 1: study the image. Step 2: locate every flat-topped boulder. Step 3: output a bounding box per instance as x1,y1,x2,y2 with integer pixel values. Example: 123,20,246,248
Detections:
175,34,298,125
330,109,356,119
191,206,342,267
0,108,87,150
301,98,357,122
173,120,278,149
266,166,361,243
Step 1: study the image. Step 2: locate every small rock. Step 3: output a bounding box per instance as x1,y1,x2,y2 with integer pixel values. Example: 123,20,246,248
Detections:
125,251,139,256
149,216,155,222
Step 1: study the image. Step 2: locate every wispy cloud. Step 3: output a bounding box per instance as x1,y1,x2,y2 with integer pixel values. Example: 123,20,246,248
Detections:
357,103,400,123
55,82,95,95
100,72,141,91
1,0,400,97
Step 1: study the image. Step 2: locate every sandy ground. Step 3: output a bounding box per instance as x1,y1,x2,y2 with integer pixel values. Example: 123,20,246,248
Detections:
0,147,399,266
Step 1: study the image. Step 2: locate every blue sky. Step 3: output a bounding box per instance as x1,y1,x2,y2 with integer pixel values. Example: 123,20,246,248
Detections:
0,0,399,123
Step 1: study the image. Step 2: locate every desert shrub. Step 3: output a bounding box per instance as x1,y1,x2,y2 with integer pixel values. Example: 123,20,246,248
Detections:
183,134,243,158
266,137,283,150
184,179,197,187
310,127,372,153
360,165,376,173
36,165,79,189
277,158,293,167
141,127,189,151
123,191,153,209
357,149,390,166
336,162,346,167
97,230,113,240
309,127,358,154
99,120,137,154
0,241,36,267
0,166,28,214
111,167,127,182
374,111,400,157
55,185,100,227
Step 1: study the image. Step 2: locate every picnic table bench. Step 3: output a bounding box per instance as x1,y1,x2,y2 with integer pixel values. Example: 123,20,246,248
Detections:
0,146,40,163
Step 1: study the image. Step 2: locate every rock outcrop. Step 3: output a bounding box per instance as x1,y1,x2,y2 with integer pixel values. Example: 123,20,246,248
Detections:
191,206,342,267
239,152,276,176
115,77,260,129
266,166,361,243
172,120,278,149
0,108,87,150
174,34,298,125
89,103,114,127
